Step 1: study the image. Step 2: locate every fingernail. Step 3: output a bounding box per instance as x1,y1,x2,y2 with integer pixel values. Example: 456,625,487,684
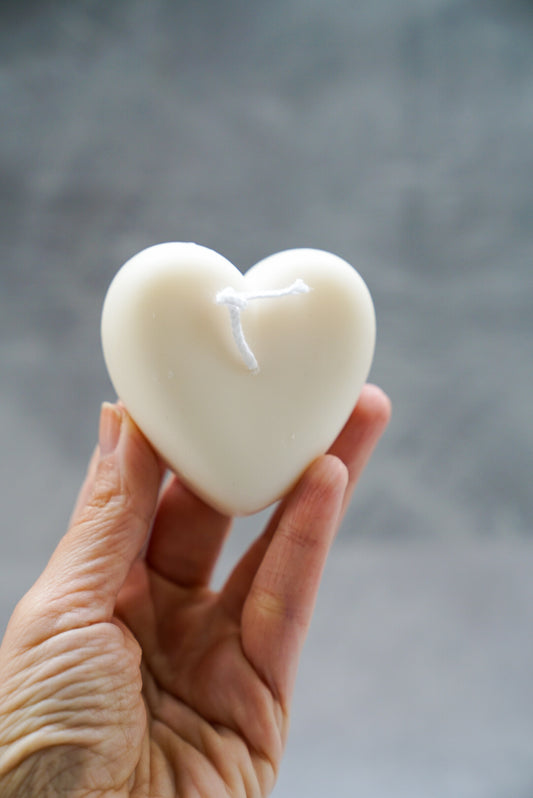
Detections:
99,402,122,456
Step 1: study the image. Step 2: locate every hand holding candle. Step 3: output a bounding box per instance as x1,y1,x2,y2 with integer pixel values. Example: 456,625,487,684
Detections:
0,235,388,798
101,243,376,515
0,385,390,797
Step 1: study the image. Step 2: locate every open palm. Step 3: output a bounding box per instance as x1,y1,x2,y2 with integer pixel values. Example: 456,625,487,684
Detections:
0,385,390,797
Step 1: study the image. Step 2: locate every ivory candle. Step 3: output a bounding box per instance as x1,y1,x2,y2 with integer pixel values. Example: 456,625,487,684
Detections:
101,243,376,516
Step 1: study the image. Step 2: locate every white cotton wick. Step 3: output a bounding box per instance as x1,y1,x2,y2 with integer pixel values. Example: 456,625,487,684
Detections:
215,279,310,373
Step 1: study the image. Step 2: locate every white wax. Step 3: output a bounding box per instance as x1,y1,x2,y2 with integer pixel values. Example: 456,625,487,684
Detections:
101,243,375,516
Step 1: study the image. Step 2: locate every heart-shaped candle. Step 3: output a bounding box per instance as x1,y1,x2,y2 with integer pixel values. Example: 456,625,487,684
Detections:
101,243,376,515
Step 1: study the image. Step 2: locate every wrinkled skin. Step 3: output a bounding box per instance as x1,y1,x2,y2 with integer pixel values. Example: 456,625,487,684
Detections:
0,385,390,797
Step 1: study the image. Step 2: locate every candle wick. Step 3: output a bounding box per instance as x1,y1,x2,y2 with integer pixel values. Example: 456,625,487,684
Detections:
215,279,310,373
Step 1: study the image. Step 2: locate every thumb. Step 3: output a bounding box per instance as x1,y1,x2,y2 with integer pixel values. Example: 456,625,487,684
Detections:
27,402,164,628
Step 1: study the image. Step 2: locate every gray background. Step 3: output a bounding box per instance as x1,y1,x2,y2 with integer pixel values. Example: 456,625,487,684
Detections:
1,1,533,796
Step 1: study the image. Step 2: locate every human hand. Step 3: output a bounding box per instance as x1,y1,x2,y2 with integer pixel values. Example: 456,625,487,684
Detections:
0,385,390,797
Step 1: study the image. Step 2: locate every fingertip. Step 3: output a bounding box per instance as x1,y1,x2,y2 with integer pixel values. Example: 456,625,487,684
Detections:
99,401,123,456
78,402,162,539
288,454,348,526
101,401,165,482
309,453,349,495
358,383,392,428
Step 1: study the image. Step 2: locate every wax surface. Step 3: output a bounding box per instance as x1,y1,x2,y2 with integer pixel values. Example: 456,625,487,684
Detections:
101,243,376,516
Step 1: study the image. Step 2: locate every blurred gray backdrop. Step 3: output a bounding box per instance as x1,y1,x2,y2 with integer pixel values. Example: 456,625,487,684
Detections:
1,1,533,796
